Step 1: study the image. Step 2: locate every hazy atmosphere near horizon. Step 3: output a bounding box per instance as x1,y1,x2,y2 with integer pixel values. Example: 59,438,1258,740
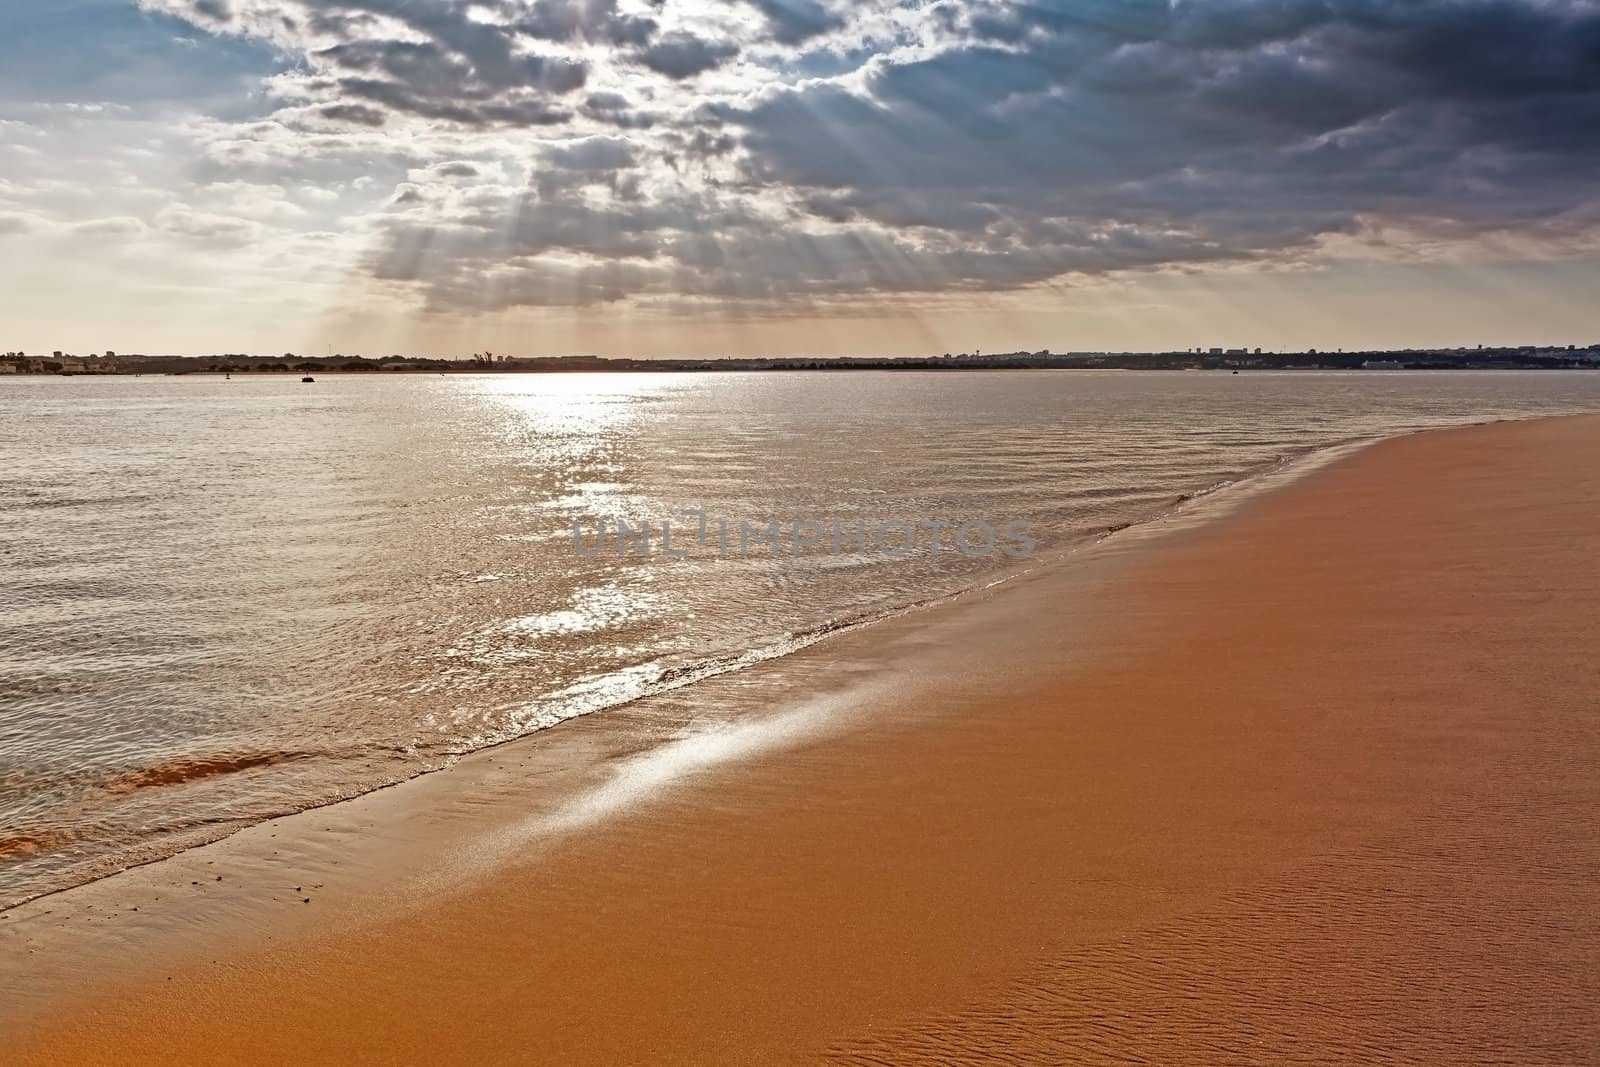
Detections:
4,0,1600,356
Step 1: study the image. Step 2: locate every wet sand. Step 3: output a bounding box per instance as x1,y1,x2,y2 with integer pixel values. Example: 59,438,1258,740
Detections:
7,414,1600,1063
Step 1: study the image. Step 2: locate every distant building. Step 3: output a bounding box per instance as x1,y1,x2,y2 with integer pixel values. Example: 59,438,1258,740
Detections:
1363,360,1405,370
0,362,16,374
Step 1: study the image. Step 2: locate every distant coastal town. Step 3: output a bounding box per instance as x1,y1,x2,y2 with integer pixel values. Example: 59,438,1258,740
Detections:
3,344,1599,376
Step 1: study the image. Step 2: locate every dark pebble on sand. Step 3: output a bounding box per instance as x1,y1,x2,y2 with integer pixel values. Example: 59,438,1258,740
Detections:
303,898,311,904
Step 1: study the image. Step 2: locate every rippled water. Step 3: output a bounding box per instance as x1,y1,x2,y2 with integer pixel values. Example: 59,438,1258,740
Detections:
3,370,1598,906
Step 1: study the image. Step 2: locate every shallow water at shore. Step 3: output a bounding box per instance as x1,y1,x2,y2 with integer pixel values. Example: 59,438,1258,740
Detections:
3,370,1599,907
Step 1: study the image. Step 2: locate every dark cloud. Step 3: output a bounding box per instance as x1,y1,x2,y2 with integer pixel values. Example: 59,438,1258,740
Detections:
317,102,386,126
635,32,739,80
665,127,737,162
335,75,576,126
584,91,631,111
313,30,588,126
542,136,638,173
747,0,845,46
578,90,659,129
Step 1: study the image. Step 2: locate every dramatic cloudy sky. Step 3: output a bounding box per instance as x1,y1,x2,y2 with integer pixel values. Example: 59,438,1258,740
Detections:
3,0,1599,356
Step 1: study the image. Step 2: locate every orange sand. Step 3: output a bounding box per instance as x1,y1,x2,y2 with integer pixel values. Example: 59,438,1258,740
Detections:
7,415,1600,1063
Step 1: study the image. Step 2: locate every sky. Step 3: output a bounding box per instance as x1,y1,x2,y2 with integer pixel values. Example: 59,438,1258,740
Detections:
2,0,1599,358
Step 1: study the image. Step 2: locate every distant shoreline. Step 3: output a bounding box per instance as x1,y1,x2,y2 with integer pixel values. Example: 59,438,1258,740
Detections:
7,345,1600,378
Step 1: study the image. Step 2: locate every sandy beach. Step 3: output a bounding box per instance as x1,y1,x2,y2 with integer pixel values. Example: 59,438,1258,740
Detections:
6,413,1600,1064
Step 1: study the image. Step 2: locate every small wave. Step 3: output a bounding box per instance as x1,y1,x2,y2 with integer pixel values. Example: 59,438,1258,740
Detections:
0,493,161,512
462,584,1023,754
0,828,77,860
1090,435,1380,551
0,678,99,700
98,751,312,796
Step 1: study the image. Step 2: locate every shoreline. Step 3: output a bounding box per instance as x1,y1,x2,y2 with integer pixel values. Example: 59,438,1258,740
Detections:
0,421,1381,914
7,413,1600,1062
